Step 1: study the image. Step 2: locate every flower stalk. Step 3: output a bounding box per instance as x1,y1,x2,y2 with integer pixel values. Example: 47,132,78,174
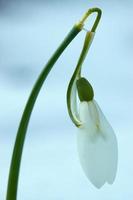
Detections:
6,26,81,200
6,7,102,200
67,8,102,127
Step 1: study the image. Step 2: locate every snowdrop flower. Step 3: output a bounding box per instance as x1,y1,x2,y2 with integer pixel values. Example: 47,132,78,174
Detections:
66,9,118,189
76,78,118,188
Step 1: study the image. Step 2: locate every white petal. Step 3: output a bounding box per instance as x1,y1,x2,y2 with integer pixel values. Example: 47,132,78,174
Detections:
70,80,79,119
77,101,118,188
93,100,118,184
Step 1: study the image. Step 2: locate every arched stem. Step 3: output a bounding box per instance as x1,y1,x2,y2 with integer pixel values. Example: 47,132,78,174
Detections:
66,31,95,127
79,7,102,32
6,7,102,200
67,8,102,127
6,25,82,200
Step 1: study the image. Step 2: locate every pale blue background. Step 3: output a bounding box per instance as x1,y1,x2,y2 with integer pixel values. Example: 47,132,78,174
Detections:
0,0,133,199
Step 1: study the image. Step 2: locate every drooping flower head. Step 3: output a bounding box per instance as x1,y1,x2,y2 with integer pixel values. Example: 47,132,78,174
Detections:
76,78,118,188
66,10,118,188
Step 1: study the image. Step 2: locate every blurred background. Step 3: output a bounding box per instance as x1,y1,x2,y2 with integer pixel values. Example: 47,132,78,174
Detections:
0,0,133,199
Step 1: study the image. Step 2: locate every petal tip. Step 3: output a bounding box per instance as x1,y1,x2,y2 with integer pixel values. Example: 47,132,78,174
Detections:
88,178,106,189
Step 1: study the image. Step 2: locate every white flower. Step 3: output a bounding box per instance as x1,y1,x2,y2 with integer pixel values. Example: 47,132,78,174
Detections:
77,100,118,188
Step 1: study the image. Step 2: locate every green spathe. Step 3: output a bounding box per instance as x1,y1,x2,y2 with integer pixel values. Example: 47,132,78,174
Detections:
76,77,94,102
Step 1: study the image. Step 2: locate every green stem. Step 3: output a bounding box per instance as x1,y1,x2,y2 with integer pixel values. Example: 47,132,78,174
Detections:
6,24,82,200
79,7,102,32
67,8,102,127
67,32,94,127
6,7,102,200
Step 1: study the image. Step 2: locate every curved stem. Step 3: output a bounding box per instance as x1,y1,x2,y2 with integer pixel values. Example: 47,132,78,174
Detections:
79,7,102,32
6,25,82,200
67,8,102,127
67,32,94,127
6,7,102,200
76,31,95,77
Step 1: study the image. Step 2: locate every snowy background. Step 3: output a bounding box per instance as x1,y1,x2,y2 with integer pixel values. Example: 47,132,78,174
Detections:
0,0,133,199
